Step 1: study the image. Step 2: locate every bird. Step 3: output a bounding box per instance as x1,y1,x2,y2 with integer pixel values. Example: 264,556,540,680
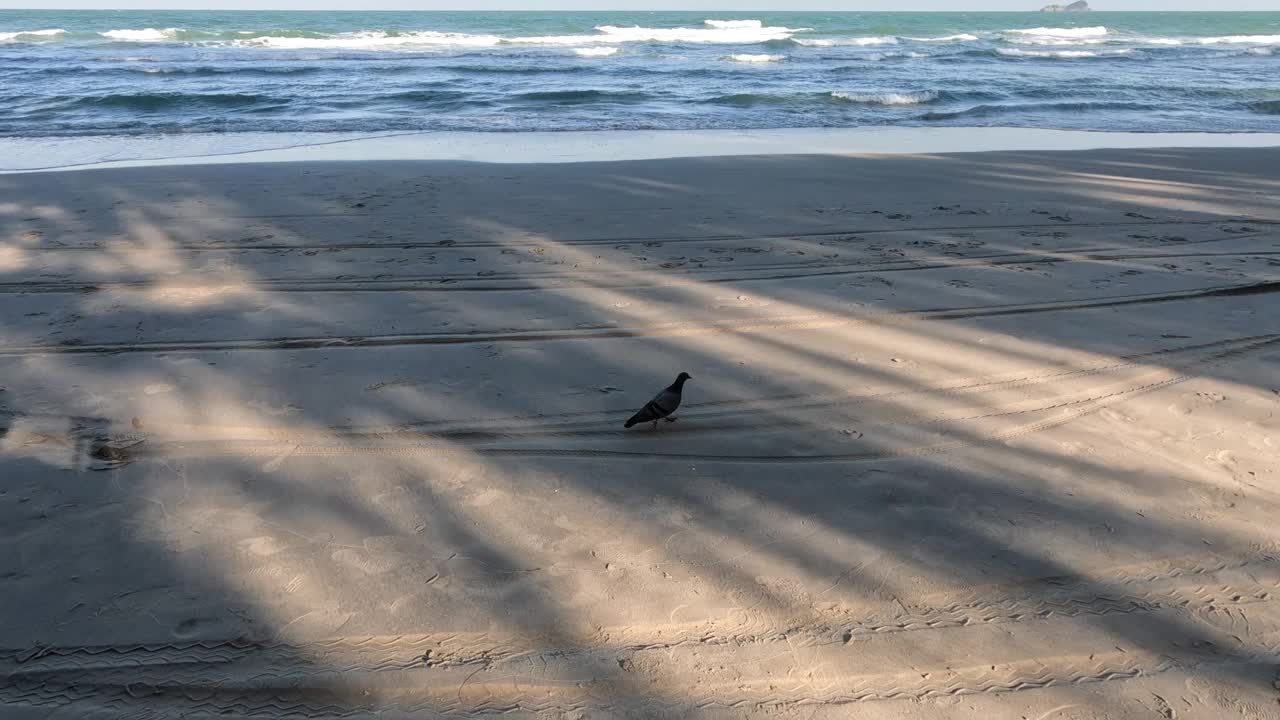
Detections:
624,372,692,429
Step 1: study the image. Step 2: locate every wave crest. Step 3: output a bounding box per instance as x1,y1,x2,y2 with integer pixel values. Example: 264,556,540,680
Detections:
589,23,808,44
997,48,1132,58
1002,26,1109,46
1198,34,1280,44
795,36,897,47
1006,26,1109,37
0,28,66,42
923,100,1148,121
75,92,268,109
831,90,940,105
906,33,979,42
239,30,501,49
704,20,763,29
101,28,184,42
727,53,785,63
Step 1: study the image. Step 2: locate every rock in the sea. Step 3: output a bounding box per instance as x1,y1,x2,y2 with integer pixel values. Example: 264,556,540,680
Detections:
1040,0,1090,10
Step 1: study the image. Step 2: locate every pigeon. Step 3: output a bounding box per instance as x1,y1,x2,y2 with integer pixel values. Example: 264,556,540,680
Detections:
624,372,692,429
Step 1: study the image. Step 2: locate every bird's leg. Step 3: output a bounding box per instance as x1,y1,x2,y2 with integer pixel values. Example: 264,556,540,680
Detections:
651,419,659,430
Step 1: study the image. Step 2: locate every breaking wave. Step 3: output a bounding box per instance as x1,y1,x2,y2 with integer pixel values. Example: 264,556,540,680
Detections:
794,36,898,47
727,53,786,62
0,28,67,42
997,48,1133,58
101,28,185,42
831,90,941,105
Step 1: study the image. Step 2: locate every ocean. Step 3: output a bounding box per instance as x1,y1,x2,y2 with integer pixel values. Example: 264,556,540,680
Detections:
1,10,1278,142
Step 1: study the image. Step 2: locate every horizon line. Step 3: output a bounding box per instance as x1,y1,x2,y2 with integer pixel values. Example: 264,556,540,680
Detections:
0,6,1270,10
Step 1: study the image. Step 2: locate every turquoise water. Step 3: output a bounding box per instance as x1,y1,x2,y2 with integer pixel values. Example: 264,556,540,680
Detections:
1,10,1278,137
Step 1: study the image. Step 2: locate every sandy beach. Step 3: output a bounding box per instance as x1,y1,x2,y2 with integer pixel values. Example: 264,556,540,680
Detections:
1,145,1279,718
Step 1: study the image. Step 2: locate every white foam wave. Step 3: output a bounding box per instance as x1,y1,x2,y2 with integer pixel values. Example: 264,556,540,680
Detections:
875,51,930,59
704,19,763,29
727,53,785,63
1198,34,1280,44
501,34,603,46
1001,27,1109,47
906,33,979,42
241,30,502,49
832,90,939,105
1245,46,1274,55
998,48,1131,58
0,28,67,41
233,23,808,49
1006,26,1109,38
796,36,898,47
1009,38,1109,46
573,47,618,57
586,24,807,44
101,27,184,42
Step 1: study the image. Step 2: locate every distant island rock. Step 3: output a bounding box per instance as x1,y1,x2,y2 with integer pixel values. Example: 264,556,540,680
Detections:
1040,0,1090,10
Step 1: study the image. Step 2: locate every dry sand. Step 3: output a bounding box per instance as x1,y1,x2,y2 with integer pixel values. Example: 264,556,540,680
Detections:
1,147,1279,719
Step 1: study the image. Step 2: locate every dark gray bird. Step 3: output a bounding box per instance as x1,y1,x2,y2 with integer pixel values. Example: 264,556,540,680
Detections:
624,372,692,429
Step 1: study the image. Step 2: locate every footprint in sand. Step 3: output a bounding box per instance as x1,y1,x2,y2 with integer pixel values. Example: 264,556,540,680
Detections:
714,295,773,309
239,536,288,557
1186,677,1273,719
332,538,406,575
1059,441,1095,456
1169,391,1226,415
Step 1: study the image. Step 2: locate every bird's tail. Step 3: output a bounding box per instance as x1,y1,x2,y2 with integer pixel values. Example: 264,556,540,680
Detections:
624,410,645,428
624,416,639,429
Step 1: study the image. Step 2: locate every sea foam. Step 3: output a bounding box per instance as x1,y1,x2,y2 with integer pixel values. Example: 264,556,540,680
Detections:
1198,34,1280,44
832,90,939,105
1006,26,1108,38
728,53,785,62
586,24,808,44
240,31,502,48
1003,26,1109,45
796,36,898,47
997,48,1131,58
704,20,764,29
0,28,67,41
101,28,184,42
906,33,979,42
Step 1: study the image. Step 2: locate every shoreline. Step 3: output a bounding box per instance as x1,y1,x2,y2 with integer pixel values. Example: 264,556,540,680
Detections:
5,126,1280,174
